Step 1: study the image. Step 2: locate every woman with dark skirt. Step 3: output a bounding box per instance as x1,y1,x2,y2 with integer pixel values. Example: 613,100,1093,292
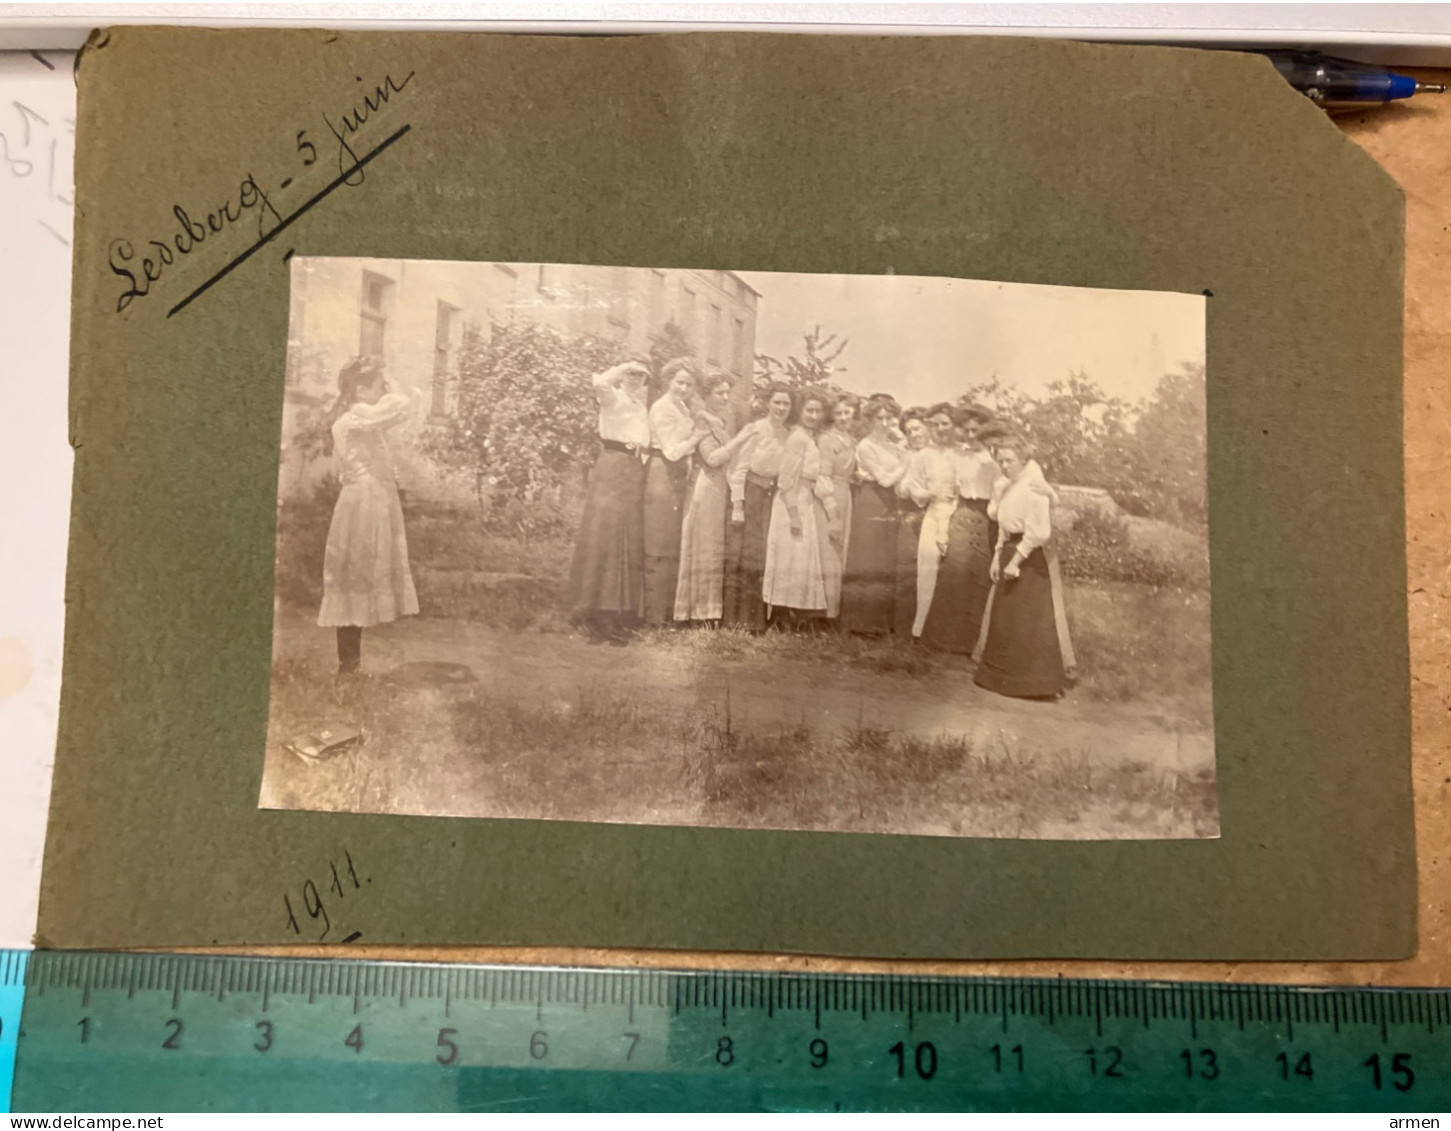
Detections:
567,359,653,643
892,409,932,639
974,437,1072,699
642,358,709,625
920,404,1000,654
840,396,908,634
722,382,793,631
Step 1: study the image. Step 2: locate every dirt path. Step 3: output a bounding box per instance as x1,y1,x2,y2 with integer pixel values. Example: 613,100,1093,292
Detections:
272,611,1213,775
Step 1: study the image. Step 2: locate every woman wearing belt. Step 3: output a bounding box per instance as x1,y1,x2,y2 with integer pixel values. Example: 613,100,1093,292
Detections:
642,358,709,626
815,394,859,621
920,404,1000,654
566,359,653,643
840,395,908,635
974,436,1072,699
722,383,793,631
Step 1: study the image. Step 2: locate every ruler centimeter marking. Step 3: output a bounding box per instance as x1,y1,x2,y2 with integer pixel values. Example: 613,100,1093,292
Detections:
5,952,1451,1112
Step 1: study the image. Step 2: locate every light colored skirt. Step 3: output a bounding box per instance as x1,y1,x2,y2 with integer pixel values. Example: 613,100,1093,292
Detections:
763,484,828,613
318,478,419,628
674,464,729,621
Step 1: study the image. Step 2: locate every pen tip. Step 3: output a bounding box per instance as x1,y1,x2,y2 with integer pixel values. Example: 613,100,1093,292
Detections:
1416,82,1448,94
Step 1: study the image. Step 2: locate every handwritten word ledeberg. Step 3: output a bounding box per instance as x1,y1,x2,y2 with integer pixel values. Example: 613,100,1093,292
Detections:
107,70,415,314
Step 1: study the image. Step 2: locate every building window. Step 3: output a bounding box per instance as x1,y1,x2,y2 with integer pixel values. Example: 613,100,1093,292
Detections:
707,303,722,364
681,286,698,349
733,315,748,376
359,270,394,359
431,301,459,417
607,265,629,327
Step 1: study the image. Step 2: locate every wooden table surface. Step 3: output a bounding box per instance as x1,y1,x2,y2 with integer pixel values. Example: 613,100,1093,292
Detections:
216,71,1451,989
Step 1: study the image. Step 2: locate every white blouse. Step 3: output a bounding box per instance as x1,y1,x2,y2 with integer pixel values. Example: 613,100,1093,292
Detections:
727,418,791,504
899,446,956,507
648,394,698,462
592,367,650,449
988,461,1055,556
854,434,908,489
953,447,1001,501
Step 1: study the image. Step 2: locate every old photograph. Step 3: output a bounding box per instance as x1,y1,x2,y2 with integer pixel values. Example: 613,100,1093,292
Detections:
260,259,1216,839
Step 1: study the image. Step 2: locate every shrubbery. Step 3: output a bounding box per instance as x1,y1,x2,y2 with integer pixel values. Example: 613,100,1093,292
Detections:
1053,507,1210,591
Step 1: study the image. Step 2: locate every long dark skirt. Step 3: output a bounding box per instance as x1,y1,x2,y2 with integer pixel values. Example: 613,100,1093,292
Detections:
839,482,899,635
920,499,995,654
567,446,645,618
893,504,925,638
722,479,774,631
974,537,1068,699
642,453,689,625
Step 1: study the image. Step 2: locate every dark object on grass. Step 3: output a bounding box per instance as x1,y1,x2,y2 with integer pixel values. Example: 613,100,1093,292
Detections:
285,723,363,763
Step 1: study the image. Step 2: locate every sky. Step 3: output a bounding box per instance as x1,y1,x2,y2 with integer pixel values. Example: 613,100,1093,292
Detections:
737,271,1205,409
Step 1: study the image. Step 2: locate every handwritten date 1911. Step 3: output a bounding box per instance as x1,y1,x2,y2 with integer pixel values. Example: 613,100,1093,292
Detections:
283,850,368,941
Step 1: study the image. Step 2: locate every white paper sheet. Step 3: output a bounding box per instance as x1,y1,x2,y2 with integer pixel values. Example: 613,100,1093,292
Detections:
0,48,74,947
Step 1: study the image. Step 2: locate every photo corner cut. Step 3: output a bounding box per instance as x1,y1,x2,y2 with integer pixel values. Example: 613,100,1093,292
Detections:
261,258,1216,843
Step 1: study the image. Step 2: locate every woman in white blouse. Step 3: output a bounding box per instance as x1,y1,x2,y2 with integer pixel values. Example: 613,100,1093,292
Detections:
642,358,709,626
840,395,908,635
762,388,835,622
317,357,419,674
722,382,794,631
974,436,1071,698
920,404,1000,654
566,359,654,642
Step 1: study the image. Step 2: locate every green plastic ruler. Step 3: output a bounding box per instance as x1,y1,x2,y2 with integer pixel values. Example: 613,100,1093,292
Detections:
5,952,1450,1112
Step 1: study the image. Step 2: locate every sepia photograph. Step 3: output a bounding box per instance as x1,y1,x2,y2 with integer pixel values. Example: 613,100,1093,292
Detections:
260,259,1216,840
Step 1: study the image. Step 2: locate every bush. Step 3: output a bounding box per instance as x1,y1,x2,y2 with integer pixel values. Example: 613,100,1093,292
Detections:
1055,507,1208,591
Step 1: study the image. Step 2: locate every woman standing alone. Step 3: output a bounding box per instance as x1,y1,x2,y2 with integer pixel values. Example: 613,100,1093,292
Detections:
317,356,420,675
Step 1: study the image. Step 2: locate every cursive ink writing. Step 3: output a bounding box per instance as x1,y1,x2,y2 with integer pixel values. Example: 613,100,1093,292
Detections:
282,848,369,941
109,174,283,312
323,70,416,184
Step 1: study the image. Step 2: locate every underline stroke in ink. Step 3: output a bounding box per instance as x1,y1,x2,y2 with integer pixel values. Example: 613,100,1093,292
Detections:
102,70,416,318
165,123,411,318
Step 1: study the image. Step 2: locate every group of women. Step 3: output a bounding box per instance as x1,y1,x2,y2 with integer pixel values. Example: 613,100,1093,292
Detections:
566,359,1075,700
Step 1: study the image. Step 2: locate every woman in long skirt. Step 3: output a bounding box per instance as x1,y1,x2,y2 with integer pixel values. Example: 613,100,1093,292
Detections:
762,388,834,622
815,395,858,620
921,404,999,654
975,437,1072,698
674,370,750,622
317,357,419,673
840,396,907,635
642,358,708,625
722,383,793,630
567,360,653,642
892,409,932,638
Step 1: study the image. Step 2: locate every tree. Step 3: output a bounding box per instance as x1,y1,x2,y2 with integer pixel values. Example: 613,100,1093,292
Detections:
755,325,849,390
420,321,625,529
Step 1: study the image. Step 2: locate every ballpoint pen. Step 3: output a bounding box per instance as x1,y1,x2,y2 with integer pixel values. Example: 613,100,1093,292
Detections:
1262,50,1448,108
